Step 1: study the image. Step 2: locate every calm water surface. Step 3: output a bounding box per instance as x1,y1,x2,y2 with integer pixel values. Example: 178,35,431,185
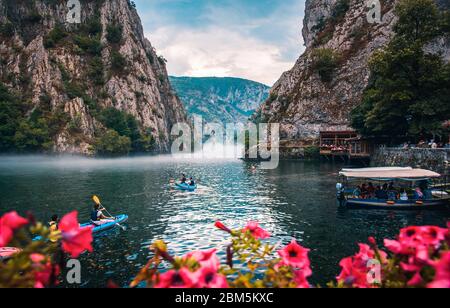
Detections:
0,155,449,287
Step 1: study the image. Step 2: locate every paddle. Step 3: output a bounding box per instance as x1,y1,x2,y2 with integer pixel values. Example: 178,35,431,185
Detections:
92,195,126,231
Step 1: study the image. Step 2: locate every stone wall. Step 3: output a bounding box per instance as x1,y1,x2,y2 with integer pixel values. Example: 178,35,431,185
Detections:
372,148,450,173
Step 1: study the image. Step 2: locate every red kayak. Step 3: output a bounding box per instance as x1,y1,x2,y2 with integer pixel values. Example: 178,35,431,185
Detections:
0,247,21,261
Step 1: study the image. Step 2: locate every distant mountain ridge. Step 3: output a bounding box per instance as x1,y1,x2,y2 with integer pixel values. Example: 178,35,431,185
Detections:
169,76,270,123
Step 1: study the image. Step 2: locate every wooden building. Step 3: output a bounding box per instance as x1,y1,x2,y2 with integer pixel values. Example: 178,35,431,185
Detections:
319,130,373,160
347,137,373,159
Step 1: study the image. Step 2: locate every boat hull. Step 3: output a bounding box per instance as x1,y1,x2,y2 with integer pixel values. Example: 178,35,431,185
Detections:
175,183,197,191
33,214,128,241
84,214,128,234
340,198,449,210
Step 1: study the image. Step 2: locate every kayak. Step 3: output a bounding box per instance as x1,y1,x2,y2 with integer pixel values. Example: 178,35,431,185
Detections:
82,214,128,234
33,214,128,241
175,183,197,191
0,247,21,261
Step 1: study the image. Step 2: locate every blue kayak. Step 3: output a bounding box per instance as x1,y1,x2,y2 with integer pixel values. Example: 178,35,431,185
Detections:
175,183,197,191
33,214,128,241
82,214,128,234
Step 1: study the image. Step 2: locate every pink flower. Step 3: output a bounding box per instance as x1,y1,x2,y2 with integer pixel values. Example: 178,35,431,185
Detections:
194,267,228,288
385,226,448,261
407,272,424,287
58,211,93,258
354,244,387,267
397,226,447,250
428,252,450,288
214,221,231,233
384,225,448,286
383,239,404,254
337,257,371,288
243,221,270,239
0,211,28,247
337,243,386,288
30,253,60,288
154,268,196,288
184,249,220,271
182,249,228,288
278,239,310,269
293,270,311,288
2,211,29,229
30,253,46,263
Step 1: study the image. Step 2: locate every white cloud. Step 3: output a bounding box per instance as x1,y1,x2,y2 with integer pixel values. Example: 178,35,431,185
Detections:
136,0,306,86
147,26,299,86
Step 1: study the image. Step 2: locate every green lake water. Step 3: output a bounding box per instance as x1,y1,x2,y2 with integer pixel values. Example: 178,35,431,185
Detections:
0,155,449,287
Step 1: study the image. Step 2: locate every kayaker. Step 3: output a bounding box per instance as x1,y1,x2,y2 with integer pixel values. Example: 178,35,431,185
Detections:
49,215,59,232
91,203,115,226
189,177,196,186
180,174,187,184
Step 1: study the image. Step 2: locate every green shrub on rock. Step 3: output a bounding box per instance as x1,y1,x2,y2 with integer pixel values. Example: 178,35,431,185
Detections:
110,50,127,72
311,48,340,82
93,129,131,156
44,24,67,49
106,24,123,44
0,23,14,39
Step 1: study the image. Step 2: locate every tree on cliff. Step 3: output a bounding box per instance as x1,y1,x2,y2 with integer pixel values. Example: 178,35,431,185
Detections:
351,0,450,144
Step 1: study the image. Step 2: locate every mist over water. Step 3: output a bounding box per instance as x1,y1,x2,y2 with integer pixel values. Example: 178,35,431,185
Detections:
0,149,244,171
0,155,449,287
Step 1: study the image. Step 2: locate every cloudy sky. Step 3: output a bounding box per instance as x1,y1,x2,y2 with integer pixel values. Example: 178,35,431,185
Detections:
134,0,306,86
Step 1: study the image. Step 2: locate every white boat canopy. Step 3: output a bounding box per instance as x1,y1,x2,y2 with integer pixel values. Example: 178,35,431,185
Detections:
339,167,441,179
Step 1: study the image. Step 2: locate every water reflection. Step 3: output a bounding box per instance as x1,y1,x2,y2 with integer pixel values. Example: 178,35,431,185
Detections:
0,156,448,287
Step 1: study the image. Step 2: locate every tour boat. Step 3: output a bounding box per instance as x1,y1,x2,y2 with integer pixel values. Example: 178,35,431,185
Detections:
336,167,450,210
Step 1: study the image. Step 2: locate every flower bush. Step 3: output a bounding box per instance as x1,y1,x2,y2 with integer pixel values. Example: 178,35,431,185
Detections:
0,211,93,288
131,221,312,288
132,221,450,289
1,209,449,288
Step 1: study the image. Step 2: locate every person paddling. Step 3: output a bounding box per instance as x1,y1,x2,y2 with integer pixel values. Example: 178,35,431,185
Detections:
49,215,59,232
91,203,115,226
180,173,187,184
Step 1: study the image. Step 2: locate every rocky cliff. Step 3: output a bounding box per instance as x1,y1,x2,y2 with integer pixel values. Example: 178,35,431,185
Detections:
256,0,449,144
0,0,187,154
169,76,270,123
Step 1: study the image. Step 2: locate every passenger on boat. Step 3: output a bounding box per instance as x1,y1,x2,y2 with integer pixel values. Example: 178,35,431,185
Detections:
400,189,409,201
387,183,398,201
367,182,376,198
353,186,362,198
189,177,196,186
361,184,369,199
375,186,385,199
414,187,424,200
